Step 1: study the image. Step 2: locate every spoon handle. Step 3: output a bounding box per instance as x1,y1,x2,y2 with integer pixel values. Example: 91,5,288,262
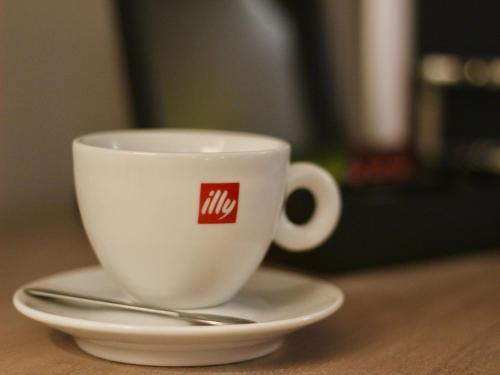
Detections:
24,287,254,326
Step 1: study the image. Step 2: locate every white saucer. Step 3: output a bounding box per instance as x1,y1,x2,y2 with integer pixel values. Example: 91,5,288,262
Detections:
13,266,343,366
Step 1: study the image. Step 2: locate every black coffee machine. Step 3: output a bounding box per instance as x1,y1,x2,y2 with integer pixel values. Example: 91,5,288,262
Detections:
115,0,500,273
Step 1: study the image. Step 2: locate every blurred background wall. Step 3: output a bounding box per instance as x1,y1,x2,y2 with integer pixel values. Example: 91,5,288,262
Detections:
0,0,131,224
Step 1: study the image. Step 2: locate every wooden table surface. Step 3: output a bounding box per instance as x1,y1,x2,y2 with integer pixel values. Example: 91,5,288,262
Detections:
1,215,499,374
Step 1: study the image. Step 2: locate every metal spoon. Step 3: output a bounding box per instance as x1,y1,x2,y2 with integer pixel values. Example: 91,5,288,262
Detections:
24,287,255,326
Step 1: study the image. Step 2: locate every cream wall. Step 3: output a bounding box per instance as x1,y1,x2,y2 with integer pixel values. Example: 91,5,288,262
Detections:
0,0,132,222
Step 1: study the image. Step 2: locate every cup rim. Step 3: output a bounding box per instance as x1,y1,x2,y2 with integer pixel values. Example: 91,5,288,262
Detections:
73,128,291,156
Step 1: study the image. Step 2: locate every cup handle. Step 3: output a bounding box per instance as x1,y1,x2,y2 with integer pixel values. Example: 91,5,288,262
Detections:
274,162,342,252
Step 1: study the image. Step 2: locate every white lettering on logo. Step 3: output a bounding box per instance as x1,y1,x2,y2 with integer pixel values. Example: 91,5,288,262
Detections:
201,190,237,220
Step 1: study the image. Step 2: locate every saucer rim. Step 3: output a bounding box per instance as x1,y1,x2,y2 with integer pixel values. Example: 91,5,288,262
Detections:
13,265,344,337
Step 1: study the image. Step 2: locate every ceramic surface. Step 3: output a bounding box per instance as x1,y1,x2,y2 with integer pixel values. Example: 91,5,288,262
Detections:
73,129,341,308
13,265,343,366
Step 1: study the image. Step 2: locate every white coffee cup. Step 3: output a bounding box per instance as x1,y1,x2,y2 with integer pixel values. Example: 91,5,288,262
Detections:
73,129,341,308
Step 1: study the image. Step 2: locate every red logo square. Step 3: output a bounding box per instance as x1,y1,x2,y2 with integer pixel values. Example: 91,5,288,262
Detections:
198,183,239,224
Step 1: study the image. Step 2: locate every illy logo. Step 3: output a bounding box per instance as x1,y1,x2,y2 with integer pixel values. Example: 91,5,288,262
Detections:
198,183,239,224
